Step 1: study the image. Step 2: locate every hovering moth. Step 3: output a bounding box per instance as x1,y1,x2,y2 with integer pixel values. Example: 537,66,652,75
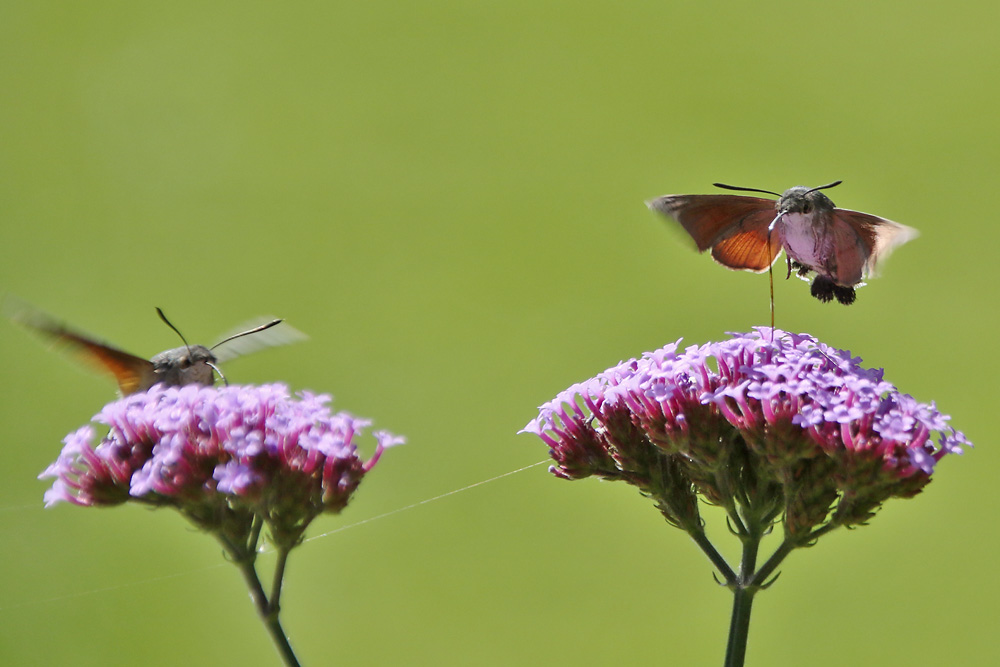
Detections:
647,181,917,304
9,301,305,395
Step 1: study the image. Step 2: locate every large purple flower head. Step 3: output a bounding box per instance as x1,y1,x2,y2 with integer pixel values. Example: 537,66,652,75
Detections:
522,329,968,542
40,383,403,547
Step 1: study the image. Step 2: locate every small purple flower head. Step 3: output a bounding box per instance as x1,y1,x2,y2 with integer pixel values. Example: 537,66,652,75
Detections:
40,384,403,546
522,329,969,542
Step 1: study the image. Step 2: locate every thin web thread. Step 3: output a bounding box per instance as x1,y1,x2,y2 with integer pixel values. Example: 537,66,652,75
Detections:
1,459,548,611
297,460,548,545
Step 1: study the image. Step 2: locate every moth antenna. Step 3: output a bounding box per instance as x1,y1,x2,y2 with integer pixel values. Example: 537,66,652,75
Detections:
211,319,283,350
156,308,193,356
207,361,228,386
713,183,782,197
806,180,842,193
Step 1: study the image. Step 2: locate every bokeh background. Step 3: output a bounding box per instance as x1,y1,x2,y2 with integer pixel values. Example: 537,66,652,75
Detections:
1,3,995,665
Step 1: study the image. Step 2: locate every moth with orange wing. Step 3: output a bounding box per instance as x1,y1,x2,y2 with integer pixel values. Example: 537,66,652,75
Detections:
647,181,917,304
7,300,306,395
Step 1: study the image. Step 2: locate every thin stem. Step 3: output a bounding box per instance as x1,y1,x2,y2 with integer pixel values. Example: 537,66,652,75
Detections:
690,529,737,583
749,538,795,588
217,535,301,667
724,584,756,667
270,546,292,614
740,532,760,577
726,507,749,538
723,503,767,667
248,513,265,553
749,522,839,589
808,522,839,542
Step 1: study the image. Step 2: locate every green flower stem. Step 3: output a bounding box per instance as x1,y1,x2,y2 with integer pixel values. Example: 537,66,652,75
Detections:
723,517,763,667
690,529,737,583
722,491,777,667
748,538,794,589
724,583,756,667
725,507,749,539
248,513,265,553
217,534,301,667
270,545,292,614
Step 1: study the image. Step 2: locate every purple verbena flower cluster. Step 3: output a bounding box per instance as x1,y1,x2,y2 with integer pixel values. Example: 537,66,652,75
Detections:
40,383,403,546
522,329,969,541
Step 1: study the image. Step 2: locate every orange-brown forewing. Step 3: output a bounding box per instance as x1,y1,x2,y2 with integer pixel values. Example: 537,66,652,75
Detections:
9,304,155,395
648,194,780,270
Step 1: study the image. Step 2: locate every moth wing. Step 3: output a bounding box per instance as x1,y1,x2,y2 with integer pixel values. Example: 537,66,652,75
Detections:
212,318,308,363
825,215,871,286
6,299,155,395
647,194,777,251
709,215,784,272
833,208,918,278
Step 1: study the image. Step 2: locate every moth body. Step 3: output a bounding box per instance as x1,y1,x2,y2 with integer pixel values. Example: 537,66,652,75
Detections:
647,182,916,305
149,345,218,392
8,300,303,396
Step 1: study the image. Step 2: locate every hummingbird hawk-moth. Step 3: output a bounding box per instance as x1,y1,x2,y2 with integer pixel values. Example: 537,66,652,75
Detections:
647,181,917,304
8,301,305,395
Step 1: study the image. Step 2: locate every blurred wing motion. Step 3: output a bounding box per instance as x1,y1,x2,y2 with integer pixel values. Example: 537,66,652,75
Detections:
832,208,918,279
646,194,782,272
211,317,308,363
6,299,155,394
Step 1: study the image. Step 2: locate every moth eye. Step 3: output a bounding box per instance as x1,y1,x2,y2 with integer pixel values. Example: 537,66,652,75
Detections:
801,202,812,214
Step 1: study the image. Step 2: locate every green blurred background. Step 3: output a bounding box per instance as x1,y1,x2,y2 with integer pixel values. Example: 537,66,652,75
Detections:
1,2,995,665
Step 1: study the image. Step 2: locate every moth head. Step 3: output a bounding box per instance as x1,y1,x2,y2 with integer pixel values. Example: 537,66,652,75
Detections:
150,344,218,387
777,185,838,215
